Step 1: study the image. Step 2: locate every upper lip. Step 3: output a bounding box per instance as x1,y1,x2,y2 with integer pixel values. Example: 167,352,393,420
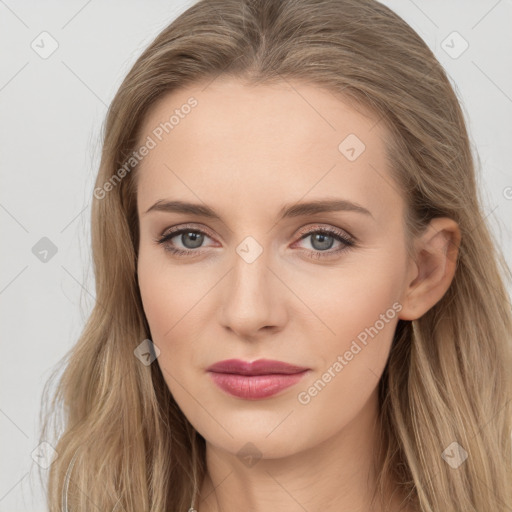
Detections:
206,358,309,375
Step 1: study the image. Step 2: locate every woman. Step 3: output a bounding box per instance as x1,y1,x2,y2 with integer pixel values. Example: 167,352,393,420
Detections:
39,0,512,510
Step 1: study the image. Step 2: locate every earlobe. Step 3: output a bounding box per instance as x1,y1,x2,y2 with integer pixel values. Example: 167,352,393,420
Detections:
398,217,461,321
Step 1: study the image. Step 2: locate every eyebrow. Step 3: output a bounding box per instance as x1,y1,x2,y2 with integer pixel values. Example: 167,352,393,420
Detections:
145,198,373,220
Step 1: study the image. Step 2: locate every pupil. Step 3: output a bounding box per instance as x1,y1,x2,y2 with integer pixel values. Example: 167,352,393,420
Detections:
312,233,334,251
183,232,203,249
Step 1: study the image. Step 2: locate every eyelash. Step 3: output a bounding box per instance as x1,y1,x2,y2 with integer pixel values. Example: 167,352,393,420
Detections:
154,223,356,260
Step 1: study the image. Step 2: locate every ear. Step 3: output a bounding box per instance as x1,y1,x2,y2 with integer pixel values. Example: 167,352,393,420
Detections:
398,217,461,321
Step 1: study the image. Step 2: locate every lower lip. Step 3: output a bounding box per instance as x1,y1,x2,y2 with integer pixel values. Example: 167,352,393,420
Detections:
207,371,309,400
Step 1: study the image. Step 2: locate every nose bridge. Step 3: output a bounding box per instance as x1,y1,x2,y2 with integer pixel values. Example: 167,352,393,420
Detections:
219,233,283,335
231,234,272,307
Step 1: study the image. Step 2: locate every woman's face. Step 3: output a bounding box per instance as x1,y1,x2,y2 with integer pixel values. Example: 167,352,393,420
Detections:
136,76,416,458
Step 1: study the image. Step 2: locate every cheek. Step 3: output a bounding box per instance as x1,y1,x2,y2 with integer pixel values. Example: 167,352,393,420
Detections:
297,255,404,394
138,262,175,339
137,248,201,338
137,252,216,389
325,273,401,351
291,278,401,447
296,250,404,343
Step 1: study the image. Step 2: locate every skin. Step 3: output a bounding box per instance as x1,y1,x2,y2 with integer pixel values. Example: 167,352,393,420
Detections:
135,76,460,512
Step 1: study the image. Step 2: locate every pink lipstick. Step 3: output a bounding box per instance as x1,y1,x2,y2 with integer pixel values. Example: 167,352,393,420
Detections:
206,358,310,400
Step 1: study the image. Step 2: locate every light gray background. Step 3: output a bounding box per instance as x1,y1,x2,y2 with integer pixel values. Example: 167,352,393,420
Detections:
1,1,511,510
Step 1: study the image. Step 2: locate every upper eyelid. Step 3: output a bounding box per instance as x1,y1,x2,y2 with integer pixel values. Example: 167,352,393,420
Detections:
160,222,355,244
160,223,216,240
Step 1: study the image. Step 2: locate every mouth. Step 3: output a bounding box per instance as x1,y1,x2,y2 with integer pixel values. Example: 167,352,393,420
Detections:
206,359,310,400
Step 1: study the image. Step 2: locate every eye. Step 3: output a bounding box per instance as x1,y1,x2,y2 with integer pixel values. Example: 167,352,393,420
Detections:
155,223,217,256
292,225,355,260
154,223,356,260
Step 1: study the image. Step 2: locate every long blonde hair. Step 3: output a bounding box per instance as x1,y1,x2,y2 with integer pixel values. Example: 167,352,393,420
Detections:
38,0,512,510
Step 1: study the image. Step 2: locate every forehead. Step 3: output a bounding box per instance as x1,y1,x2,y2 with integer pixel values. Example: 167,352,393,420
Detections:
135,76,401,225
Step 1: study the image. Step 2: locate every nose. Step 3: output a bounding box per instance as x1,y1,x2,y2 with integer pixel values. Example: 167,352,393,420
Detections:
218,243,287,340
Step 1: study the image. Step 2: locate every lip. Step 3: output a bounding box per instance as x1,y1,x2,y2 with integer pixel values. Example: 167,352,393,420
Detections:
206,358,309,375
206,358,310,400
